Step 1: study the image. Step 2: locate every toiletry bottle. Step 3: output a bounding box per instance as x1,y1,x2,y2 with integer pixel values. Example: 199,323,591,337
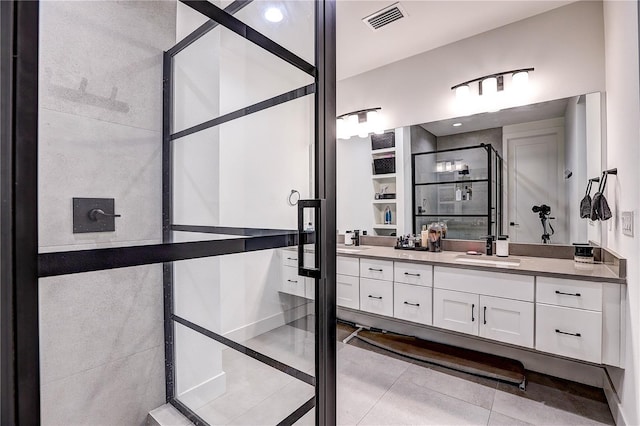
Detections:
421,225,429,247
384,206,392,224
455,187,462,201
485,235,494,255
466,186,472,201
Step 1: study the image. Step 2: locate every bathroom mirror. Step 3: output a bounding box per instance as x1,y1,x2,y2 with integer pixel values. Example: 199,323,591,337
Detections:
337,92,605,246
416,92,604,245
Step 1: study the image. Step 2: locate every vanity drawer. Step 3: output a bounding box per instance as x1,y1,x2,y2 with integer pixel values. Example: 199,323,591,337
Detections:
281,266,306,298
360,278,393,316
536,304,602,364
393,283,432,325
360,259,394,282
281,250,314,268
337,256,360,277
337,274,360,309
536,277,602,311
434,266,534,302
394,262,432,287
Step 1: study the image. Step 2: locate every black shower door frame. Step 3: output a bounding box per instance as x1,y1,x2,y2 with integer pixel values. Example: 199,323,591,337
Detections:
0,1,336,424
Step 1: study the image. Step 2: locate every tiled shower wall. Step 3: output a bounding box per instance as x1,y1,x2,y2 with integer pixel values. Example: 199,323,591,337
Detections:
37,2,176,425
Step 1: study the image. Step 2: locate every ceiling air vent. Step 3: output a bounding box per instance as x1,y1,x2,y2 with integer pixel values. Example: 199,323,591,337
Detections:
363,2,407,31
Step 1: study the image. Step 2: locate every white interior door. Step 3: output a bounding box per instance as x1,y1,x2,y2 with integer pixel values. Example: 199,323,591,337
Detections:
505,122,564,243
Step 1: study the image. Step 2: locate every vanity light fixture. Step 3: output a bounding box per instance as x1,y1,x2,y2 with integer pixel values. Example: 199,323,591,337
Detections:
337,107,384,139
452,68,534,110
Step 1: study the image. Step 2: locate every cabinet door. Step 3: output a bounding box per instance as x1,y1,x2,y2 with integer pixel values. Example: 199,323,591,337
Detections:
394,283,432,325
360,259,394,282
479,295,534,348
536,303,602,364
433,288,479,336
337,256,359,276
281,266,306,298
360,278,393,316
394,262,432,287
337,274,359,309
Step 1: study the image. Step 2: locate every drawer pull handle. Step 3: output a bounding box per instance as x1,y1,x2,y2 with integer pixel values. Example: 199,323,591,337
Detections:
555,290,581,297
368,295,382,300
471,304,475,322
368,268,383,272
287,279,298,284
404,301,420,307
484,306,487,325
404,272,421,277
286,257,297,261
555,329,581,337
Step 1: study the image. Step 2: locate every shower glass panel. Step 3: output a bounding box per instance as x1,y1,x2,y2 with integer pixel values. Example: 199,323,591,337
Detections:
2,0,335,425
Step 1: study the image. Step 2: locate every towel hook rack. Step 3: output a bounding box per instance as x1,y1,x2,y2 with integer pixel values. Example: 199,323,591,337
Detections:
287,189,300,206
604,168,617,175
588,176,600,183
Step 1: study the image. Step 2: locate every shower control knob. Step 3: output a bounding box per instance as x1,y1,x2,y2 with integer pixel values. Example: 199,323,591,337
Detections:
509,222,519,226
88,208,122,221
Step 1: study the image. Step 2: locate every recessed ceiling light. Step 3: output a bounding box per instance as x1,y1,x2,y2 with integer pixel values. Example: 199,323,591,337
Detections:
452,122,462,127
264,7,283,23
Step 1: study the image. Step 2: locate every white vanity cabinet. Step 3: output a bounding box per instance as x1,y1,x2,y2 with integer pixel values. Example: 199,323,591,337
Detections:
393,262,433,325
280,250,314,299
433,267,535,348
535,277,604,364
337,256,360,309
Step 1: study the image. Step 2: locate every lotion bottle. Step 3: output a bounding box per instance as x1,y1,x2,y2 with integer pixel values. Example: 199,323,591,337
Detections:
455,187,462,201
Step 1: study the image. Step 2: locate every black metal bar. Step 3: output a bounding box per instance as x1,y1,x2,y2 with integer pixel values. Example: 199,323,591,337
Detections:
38,233,299,278
411,151,416,235
315,1,337,424
0,3,16,423
173,224,301,237
487,144,493,236
415,214,492,217
0,2,41,424
162,50,176,404
411,143,488,156
555,290,581,297
276,396,315,426
414,178,489,186
171,84,315,141
170,398,209,426
179,0,315,76
167,0,252,57
172,315,315,386
298,199,322,279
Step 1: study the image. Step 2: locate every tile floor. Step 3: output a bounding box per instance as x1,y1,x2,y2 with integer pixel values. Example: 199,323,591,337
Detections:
188,318,614,426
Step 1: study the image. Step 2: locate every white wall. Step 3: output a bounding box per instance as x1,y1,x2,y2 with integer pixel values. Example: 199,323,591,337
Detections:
564,96,588,243
337,135,375,234
337,1,605,130
37,2,175,424
602,1,640,425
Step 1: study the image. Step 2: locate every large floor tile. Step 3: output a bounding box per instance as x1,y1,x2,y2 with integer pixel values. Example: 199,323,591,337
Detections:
227,378,314,425
41,345,164,426
358,375,491,425
399,363,496,409
491,389,612,426
39,264,164,384
488,411,533,426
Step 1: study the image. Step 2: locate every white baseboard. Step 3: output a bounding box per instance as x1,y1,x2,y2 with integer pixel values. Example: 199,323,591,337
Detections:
177,371,226,411
223,301,311,343
603,370,628,426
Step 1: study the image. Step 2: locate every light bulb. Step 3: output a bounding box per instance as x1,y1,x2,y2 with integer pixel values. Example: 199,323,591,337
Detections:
367,110,384,135
512,71,529,88
337,118,346,139
347,114,358,139
455,84,470,100
264,7,283,23
482,77,497,95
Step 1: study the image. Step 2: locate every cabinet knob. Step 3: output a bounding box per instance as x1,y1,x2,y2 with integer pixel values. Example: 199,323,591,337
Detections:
555,329,581,337
403,301,420,307
555,290,581,297
368,295,382,300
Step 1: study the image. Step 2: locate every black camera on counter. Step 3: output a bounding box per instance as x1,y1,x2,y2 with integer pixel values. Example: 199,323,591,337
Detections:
532,204,551,218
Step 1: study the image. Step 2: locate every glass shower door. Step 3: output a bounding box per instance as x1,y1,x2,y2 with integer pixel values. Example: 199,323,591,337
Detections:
165,1,336,424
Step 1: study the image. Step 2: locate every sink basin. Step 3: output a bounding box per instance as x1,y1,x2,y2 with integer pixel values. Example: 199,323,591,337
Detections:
336,247,367,254
454,254,521,267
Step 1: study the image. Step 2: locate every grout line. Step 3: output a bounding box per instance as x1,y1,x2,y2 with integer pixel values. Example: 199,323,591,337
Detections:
40,343,163,387
355,365,408,426
40,106,162,134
